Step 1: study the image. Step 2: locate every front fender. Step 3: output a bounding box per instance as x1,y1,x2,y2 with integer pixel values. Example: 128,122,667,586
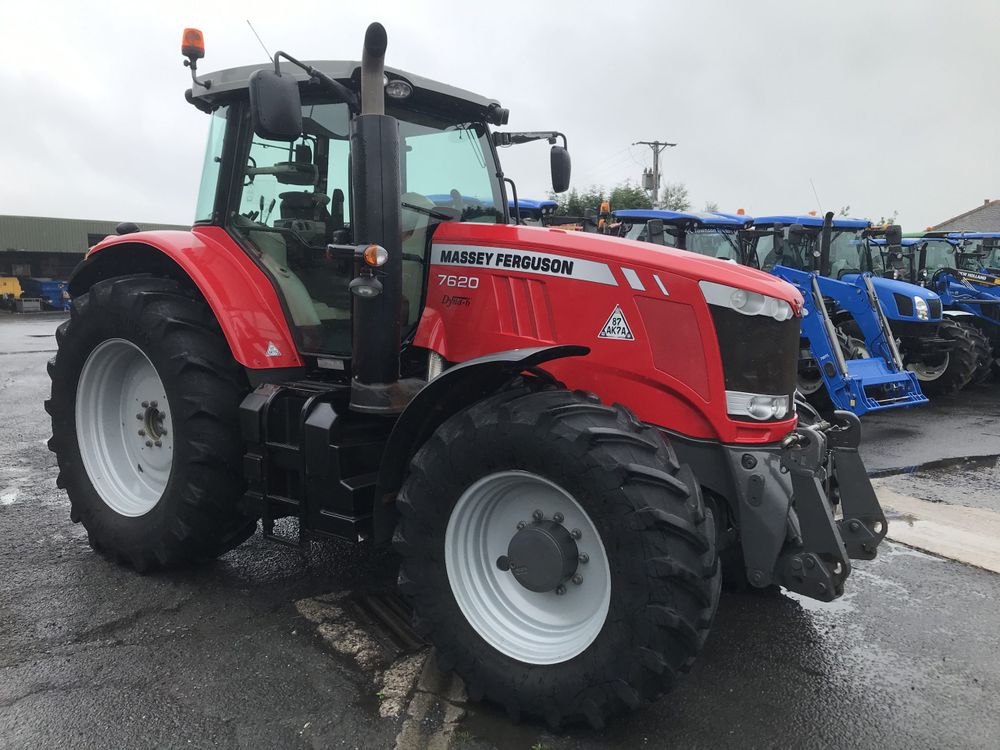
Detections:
71,226,301,369
371,344,588,543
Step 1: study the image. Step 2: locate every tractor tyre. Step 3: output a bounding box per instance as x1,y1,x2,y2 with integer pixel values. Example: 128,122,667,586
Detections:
966,325,993,384
394,388,720,729
917,318,980,397
46,275,256,571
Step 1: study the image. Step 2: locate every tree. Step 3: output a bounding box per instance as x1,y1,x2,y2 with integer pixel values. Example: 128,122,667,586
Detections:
608,181,652,211
660,182,691,211
703,200,719,213
553,186,606,216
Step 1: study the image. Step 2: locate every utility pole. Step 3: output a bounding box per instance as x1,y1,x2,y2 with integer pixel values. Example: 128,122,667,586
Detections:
634,140,676,207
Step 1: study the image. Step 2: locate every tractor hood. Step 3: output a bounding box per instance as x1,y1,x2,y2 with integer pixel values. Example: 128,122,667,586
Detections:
432,222,803,307
841,273,942,322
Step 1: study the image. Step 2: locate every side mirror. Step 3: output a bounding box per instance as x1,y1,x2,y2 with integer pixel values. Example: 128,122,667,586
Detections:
885,224,902,246
550,146,571,193
248,69,303,142
647,219,666,245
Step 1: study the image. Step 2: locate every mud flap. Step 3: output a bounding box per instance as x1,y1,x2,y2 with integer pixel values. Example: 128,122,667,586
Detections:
826,410,889,560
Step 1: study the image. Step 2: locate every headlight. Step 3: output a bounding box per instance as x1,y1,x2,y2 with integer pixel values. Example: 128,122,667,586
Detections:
726,391,792,421
700,280,795,321
914,296,929,321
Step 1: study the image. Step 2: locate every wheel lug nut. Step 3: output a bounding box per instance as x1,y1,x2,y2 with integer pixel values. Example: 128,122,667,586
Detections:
151,401,158,408
145,440,153,447
571,528,582,540
154,441,162,448
579,553,589,564
136,413,143,420
572,574,583,585
160,428,167,435
555,585,566,595
553,512,564,524
141,401,149,408
516,521,526,530
532,510,543,522
138,429,145,436
496,555,510,571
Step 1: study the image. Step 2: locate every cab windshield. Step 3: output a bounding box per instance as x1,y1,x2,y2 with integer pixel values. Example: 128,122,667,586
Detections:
684,228,742,261
227,99,505,355
753,227,868,276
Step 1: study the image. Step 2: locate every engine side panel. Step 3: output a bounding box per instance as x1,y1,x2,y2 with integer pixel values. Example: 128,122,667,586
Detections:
414,223,798,444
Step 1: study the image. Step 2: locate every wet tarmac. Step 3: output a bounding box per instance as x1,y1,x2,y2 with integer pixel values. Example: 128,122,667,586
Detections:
2,313,999,749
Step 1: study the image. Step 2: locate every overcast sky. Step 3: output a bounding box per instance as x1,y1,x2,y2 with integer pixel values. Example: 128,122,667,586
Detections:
4,0,999,229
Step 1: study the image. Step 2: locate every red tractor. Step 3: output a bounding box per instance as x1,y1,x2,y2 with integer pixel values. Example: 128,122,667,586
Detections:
46,23,886,728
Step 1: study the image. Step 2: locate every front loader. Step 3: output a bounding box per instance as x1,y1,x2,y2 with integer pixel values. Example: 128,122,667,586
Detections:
749,214,977,398
46,23,886,728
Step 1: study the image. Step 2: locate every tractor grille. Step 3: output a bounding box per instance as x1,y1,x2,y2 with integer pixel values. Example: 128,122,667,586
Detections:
709,306,799,413
893,293,914,317
929,298,942,318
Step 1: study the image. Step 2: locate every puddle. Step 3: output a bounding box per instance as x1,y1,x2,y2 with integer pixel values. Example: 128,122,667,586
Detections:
871,454,1000,514
868,453,1000,479
1,488,18,505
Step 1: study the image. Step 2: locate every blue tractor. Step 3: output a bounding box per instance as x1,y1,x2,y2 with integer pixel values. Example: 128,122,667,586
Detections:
747,214,978,398
612,209,927,415
509,197,558,225
868,233,996,380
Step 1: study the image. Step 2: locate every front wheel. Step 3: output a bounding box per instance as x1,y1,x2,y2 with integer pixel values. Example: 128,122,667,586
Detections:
394,389,720,728
46,275,256,571
912,318,980,397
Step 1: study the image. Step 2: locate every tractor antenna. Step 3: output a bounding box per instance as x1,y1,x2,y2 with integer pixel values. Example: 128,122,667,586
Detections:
246,20,273,61
809,178,823,213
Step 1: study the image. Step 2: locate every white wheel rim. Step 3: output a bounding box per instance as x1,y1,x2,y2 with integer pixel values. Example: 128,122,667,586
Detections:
908,353,950,382
444,471,611,665
75,338,173,517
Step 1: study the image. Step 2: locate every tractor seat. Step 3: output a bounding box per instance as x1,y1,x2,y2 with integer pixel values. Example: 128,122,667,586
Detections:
280,191,330,220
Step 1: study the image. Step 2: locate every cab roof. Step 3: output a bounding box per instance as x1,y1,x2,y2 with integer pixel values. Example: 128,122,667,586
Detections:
947,232,1000,239
752,214,871,229
512,198,558,210
188,60,501,119
613,209,752,228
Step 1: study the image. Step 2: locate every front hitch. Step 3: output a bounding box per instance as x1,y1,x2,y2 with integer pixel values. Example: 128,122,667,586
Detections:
774,410,887,601
825,410,889,559
776,423,850,601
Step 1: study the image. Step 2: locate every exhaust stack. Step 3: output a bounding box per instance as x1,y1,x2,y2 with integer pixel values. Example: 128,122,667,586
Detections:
348,23,422,413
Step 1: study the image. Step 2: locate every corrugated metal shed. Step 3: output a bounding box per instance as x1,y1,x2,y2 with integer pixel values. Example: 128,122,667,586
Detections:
0,214,189,254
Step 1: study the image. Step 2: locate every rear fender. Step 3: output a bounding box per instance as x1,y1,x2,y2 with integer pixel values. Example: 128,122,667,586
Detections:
371,344,588,543
70,227,302,369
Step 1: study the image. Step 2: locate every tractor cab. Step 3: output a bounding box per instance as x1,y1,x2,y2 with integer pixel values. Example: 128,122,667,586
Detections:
945,232,1000,275
612,209,748,261
510,198,558,225
189,63,526,359
746,215,872,278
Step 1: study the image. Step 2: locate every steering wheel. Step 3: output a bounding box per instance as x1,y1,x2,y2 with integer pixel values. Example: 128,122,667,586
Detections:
244,156,257,187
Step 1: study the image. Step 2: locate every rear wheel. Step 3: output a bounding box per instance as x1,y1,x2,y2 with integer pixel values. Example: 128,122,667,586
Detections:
46,275,256,571
915,318,979,397
394,389,720,728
